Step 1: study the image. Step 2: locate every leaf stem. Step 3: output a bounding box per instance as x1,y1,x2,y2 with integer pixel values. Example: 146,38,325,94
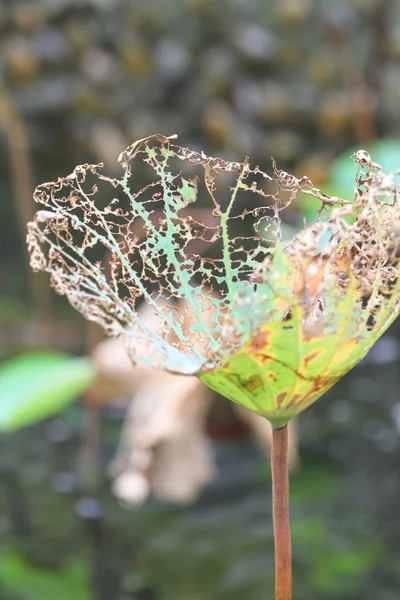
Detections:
271,423,292,600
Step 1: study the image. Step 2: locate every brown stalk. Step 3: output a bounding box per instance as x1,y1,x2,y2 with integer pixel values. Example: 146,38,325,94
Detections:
0,89,53,342
271,424,292,600
77,320,105,495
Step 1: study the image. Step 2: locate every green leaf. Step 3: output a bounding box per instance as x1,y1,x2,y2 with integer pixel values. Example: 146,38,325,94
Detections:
300,139,400,223
329,139,400,200
0,352,96,432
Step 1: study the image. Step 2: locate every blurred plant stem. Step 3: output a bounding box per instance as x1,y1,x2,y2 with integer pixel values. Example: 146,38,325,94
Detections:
78,403,102,494
271,424,292,600
78,322,104,495
0,89,52,343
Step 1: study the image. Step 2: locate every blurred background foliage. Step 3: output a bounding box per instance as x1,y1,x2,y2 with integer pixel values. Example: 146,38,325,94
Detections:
2,0,400,598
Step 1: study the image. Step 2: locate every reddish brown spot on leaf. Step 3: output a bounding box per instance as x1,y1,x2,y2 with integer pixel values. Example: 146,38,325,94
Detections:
277,392,287,406
248,330,269,352
304,351,319,365
287,394,301,408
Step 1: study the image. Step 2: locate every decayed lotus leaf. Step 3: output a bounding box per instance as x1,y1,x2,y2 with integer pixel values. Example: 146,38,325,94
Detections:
27,135,400,425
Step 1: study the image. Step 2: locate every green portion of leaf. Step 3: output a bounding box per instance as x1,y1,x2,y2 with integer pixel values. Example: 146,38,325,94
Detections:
329,139,400,200
201,275,400,426
0,352,96,432
300,139,400,223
